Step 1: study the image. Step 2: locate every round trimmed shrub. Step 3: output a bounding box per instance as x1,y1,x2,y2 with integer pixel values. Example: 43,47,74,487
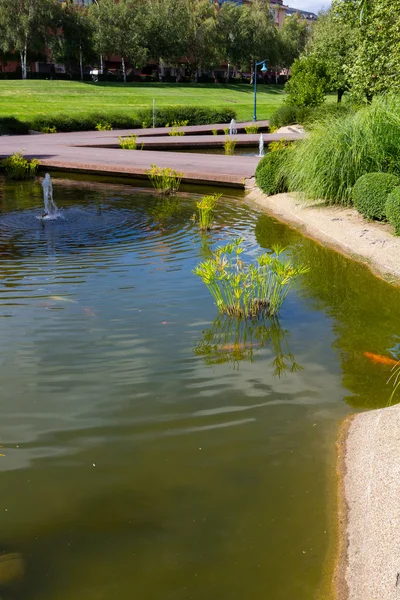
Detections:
255,148,288,196
386,187,400,234
352,172,400,220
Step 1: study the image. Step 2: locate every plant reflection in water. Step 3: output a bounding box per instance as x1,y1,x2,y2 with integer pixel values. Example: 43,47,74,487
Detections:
194,314,302,375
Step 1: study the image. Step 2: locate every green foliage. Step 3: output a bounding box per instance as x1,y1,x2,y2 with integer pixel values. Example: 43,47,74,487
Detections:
137,106,236,128
193,238,309,318
194,193,222,230
278,13,309,68
118,134,138,149
224,137,236,155
167,120,189,136
146,164,183,194
255,148,289,196
308,7,357,98
269,139,293,152
286,96,400,205
212,129,218,135
95,122,112,131
386,188,400,235
352,173,400,220
244,124,259,134
223,127,229,135
40,126,57,134
285,56,328,108
0,117,29,135
1,152,39,180
269,104,312,128
30,112,140,132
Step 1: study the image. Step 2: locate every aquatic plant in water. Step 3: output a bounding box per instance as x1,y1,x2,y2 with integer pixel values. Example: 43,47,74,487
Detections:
146,164,183,195
193,238,309,318
167,120,189,136
2,152,39,180
96,122,112,131
194,315,302,375
244,125,259,134
119,134,138,149
224,137,236,155
194,193,222,230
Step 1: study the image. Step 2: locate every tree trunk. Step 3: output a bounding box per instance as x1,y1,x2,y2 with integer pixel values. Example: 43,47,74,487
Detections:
122,57,126,83
100,54,103,75
250,62,254,85
79,44,83,81
337,88,345,103
20,42,27,80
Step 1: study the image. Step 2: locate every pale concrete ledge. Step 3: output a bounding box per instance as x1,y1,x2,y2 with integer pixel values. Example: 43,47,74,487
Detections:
246,188,400,283
336,406,400,600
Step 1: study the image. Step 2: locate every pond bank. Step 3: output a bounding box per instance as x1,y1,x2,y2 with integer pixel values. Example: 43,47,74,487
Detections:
247,185,400,599
335,405,400,600
246,186,400,284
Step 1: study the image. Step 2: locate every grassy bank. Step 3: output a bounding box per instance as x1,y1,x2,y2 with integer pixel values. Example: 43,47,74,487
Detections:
0,80,285,123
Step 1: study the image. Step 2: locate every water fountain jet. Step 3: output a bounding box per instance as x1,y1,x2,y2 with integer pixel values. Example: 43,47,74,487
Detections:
259,134,265,158
229,119,237,136
40,173,59,219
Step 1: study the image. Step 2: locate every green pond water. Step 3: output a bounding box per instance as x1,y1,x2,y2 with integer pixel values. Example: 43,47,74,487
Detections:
0,176,399,600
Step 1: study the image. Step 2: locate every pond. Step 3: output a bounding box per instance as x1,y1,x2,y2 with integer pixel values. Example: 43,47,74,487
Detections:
0,175,399,600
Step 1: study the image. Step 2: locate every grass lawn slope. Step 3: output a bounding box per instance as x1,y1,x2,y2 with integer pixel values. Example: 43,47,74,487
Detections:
0,81,285,124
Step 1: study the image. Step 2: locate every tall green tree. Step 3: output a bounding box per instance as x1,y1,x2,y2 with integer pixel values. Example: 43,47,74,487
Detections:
279,13,309,68
56,1,95,81
144,0,190,79
238,0,279,81
308,7,357,101
0,0,60,79
93,0,147,83
186,0,220,80
216,2,246,76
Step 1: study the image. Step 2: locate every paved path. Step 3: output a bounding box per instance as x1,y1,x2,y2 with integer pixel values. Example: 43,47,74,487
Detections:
0,121,303,188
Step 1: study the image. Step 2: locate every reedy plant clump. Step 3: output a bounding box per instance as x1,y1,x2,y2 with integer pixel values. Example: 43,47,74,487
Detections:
193,238,309,318
224,137,236,155
167,120,189,136
194,193,222,230
2,152,39,180
146,164,183,194
285,95,400,205
118,134,138,149
244,124,259,134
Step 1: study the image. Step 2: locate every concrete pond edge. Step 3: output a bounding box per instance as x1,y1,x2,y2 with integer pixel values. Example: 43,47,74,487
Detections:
246,185,400,600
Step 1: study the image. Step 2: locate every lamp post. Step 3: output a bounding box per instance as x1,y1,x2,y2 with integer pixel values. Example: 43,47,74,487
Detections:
253,59,268,122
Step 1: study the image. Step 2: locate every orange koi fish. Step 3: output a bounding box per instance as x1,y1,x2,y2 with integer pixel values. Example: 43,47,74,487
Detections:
364,352,400,367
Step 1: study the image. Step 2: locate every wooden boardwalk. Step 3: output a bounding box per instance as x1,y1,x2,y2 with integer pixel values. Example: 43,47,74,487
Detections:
0,121,303,188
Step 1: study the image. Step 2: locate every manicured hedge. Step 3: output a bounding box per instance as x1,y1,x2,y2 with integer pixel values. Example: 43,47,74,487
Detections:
385,187,400,234
0,117,30,135
136,106,236,127
29,112,141,133
352,172,400,220
29,106,237,132
255,148,288,196
269,102,355,130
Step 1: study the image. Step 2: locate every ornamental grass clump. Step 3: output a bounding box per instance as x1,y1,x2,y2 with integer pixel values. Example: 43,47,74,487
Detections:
224,137,236,155
352,172,400,220
147,164,183,194
167,120,189,136
96,122,112,131
118,134,138,149
194,193,222,230
2,152,39,180
193,238,309,318
385,188,400,235
286,95,400,205
244,124,259,134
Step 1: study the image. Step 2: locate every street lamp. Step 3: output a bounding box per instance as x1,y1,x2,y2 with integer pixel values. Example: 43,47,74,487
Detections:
253,59,268,122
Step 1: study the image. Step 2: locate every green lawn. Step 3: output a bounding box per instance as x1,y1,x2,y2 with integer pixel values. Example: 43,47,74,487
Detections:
0,80,286,123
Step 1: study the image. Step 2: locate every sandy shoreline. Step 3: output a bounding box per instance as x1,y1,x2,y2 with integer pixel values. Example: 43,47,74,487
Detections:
246,186,400,600
246,187,400,284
